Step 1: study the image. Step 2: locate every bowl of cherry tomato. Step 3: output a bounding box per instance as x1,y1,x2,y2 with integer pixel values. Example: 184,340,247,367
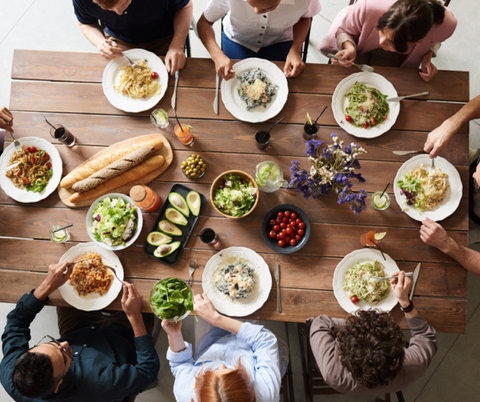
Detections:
260,204,311,254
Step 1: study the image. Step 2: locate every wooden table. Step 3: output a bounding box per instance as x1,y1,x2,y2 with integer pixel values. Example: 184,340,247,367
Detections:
0,49,470,333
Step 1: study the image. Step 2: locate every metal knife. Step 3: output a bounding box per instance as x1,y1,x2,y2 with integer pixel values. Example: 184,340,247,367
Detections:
171,70,179,111
274,262,281,313
409,263,421,300
0,161,21,175
392,150,422,156
213,74,220,115
387,91,429,102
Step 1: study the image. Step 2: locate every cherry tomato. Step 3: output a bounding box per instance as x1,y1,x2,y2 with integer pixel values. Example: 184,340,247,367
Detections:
285,211,291,218
276,233,281,240
291,212,297,219
26,146,37,153
384,115,388,120
286,227,293,235
282,217,288,223
270,219,276,226
46,162,52,169
30,156,35,163
345,115,352,122
290,238,297,246
350,295,359,304
276,218,282,224
285,235,291,243
151,72,159,79
290,221,297,228
15,169,22,177
41,152,50,161
273,225,280,232
277,211,284,218
298,222,306,229
279,232,286,239
363,122,369,129
370,116,376,126
295,234,302,241
22,177,30,184
278,240,285,247
296,218,302,224
269,231,276,238
280,222,286,229
297,229,305,236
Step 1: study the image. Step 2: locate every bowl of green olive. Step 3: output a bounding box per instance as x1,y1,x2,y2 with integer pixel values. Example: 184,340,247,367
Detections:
181,154,206,180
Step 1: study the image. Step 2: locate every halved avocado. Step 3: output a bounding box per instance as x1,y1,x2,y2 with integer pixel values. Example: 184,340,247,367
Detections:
165,208,188,226
158,220,182,236
168,192,190,217
147,231,172,246
186,190,201,216
153,241,181,258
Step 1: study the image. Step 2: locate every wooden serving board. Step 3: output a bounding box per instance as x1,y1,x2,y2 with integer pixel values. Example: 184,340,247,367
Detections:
58,134,173,208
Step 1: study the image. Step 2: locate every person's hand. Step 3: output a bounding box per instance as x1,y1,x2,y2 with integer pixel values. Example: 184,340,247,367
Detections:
161,319,182,336
213,54,235,81
97,39,124,60
391,270,413,308
121,282,143,320
284,50,305,78
0,106,14,133
420,217,451,253
419,54,438,82
194,293,220,324
423,119,456,157
331,48,356,68
34,261,75,300
165,46,186,75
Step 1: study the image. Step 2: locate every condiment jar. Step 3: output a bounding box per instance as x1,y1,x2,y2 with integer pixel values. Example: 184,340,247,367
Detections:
129,185,161,212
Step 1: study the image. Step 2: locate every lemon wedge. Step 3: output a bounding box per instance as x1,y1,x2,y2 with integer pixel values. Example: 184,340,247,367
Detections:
373,194,388,208
374,232,387,241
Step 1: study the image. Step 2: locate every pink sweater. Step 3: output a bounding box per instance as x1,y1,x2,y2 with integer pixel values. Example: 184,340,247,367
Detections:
318,0,457,68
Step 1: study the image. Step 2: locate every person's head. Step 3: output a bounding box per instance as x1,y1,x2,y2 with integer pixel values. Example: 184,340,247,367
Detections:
194,362,256,402
337,309,406,389
247,0,282,15
93,0,132,15
473,159,480,190
376,0,446,53
11,335,73,398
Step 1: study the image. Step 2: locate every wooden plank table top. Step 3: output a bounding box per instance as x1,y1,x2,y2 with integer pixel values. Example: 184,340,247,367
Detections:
1,49,470,333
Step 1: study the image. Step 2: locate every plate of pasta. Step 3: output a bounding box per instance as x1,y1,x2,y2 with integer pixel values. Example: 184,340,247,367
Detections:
59,243,124,311
393,155,462,221
0,137,62,203
221,58,288,123
102,48,168,113
202,247,272,317
332,72,400,138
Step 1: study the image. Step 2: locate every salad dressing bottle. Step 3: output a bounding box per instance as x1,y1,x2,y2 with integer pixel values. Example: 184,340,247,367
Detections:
129,185,161,212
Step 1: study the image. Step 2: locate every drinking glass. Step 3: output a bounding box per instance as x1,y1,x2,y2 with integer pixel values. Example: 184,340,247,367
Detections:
174,123,194,145
150,109,169,129
371,191,391,211
303,121,318,141
200,228,219,245
255,161,288,193
49,225,71,244
49,125,76,147
255,130,270,150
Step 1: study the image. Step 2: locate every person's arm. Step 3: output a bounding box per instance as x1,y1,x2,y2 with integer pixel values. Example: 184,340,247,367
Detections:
424,94,480,157
284,17,311,78
419,50,438,83
121,282,147,337
0,106,14,133
197,13,235,80
194,293,242,334
420,217,480,276
78,22,124,59
165,0,193,74
391,270,418,318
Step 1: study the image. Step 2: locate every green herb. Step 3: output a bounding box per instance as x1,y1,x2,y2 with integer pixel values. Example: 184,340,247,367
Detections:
150,278,195,322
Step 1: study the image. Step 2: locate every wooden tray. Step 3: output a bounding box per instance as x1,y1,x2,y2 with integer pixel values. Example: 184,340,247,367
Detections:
58,134,173,208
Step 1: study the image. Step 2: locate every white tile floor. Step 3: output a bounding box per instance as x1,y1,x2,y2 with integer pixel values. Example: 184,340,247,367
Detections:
1,0,480,401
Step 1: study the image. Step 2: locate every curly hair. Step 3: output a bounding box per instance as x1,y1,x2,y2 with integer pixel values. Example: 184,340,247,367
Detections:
336,309,406,389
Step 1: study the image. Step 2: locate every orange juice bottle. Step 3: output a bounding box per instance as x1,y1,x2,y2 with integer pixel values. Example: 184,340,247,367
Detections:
129,185,161,212
174,123,194,145
360,231,386,247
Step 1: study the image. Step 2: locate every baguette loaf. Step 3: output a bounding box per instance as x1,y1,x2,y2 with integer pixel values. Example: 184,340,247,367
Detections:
60,137,164,189
72,146,155,192
69,155,165,203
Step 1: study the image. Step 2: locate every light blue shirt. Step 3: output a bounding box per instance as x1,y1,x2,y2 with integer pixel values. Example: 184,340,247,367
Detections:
167,322,284,402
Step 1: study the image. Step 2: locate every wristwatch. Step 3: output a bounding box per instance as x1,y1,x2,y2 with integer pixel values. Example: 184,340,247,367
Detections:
400,300,414,313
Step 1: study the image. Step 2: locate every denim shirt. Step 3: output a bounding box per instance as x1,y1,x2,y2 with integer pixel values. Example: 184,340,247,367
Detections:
0,291,160,402
167,322,283,402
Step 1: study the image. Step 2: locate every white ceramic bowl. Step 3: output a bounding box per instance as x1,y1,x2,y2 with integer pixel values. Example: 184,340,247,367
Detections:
86,193,143,251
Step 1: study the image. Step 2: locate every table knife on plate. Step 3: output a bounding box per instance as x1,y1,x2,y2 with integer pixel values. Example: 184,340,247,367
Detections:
213,74,220,115
0,161,21,175
171,70,179,111
274,262,281,313
409,263,421,300
387,92,429,102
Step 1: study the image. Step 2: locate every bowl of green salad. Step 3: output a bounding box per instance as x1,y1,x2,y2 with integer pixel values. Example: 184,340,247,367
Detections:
150,277,194,322
211,170,259,218
86,193,143,251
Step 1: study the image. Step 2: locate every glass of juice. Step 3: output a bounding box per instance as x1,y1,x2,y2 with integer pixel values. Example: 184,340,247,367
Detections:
49,125,76,147
371,191,391,211
360,230,386,247
174,123,194,145
150,109,169,129
49,225,71,244
200,228,219,245
255,130,270,150
129,185,161,212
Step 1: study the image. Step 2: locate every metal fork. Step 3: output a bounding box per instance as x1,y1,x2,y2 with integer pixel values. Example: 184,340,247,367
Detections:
327,53,374,73
429,157,436,174
188,259,197,285
8,131,20,148
123,54,144,69
373,272,414,283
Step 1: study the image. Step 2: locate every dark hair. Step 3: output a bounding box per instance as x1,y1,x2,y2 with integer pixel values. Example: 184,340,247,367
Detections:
337,309,406,389
12,352,59,398
376,0,446,53
93,0,121,9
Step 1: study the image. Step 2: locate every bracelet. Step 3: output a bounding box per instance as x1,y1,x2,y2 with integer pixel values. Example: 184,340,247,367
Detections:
400,300,414,313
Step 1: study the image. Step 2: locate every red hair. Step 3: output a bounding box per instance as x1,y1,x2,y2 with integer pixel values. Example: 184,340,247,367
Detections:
194,361,256,402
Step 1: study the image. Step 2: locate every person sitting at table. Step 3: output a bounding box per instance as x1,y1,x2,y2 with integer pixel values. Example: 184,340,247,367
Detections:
0,261,160,401
163,292,288,401
318,0,457,82
0,106,14,134
72,0,193,74
309,271,437,393
196,0,322,80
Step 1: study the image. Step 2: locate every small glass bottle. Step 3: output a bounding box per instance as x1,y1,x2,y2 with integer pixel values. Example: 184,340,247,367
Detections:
129,185,161,212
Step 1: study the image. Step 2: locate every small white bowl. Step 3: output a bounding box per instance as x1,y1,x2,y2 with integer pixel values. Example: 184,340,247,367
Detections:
86,193,143,251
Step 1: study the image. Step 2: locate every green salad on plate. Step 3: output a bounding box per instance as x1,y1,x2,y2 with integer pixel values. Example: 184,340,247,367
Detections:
150,278,194,322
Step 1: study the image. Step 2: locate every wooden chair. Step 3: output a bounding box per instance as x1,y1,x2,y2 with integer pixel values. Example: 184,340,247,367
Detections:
297,322,405,402
280,322,296,402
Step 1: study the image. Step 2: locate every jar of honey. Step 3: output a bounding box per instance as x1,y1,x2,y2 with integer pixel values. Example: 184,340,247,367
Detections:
129,185,161,212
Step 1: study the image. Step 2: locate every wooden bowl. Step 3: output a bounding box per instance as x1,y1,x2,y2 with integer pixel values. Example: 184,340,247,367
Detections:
210,170,259,219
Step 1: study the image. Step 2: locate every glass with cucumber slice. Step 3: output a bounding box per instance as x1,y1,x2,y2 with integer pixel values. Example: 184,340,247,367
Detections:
49,225,71,244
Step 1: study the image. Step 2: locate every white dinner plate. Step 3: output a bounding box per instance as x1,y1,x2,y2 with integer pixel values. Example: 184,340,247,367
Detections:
102,48,168,113
331,72,400,138
202,247,272,317
333,248,399,314
58,243,124,311
221,58,288,123
0,137,62,203
393,154,462,222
